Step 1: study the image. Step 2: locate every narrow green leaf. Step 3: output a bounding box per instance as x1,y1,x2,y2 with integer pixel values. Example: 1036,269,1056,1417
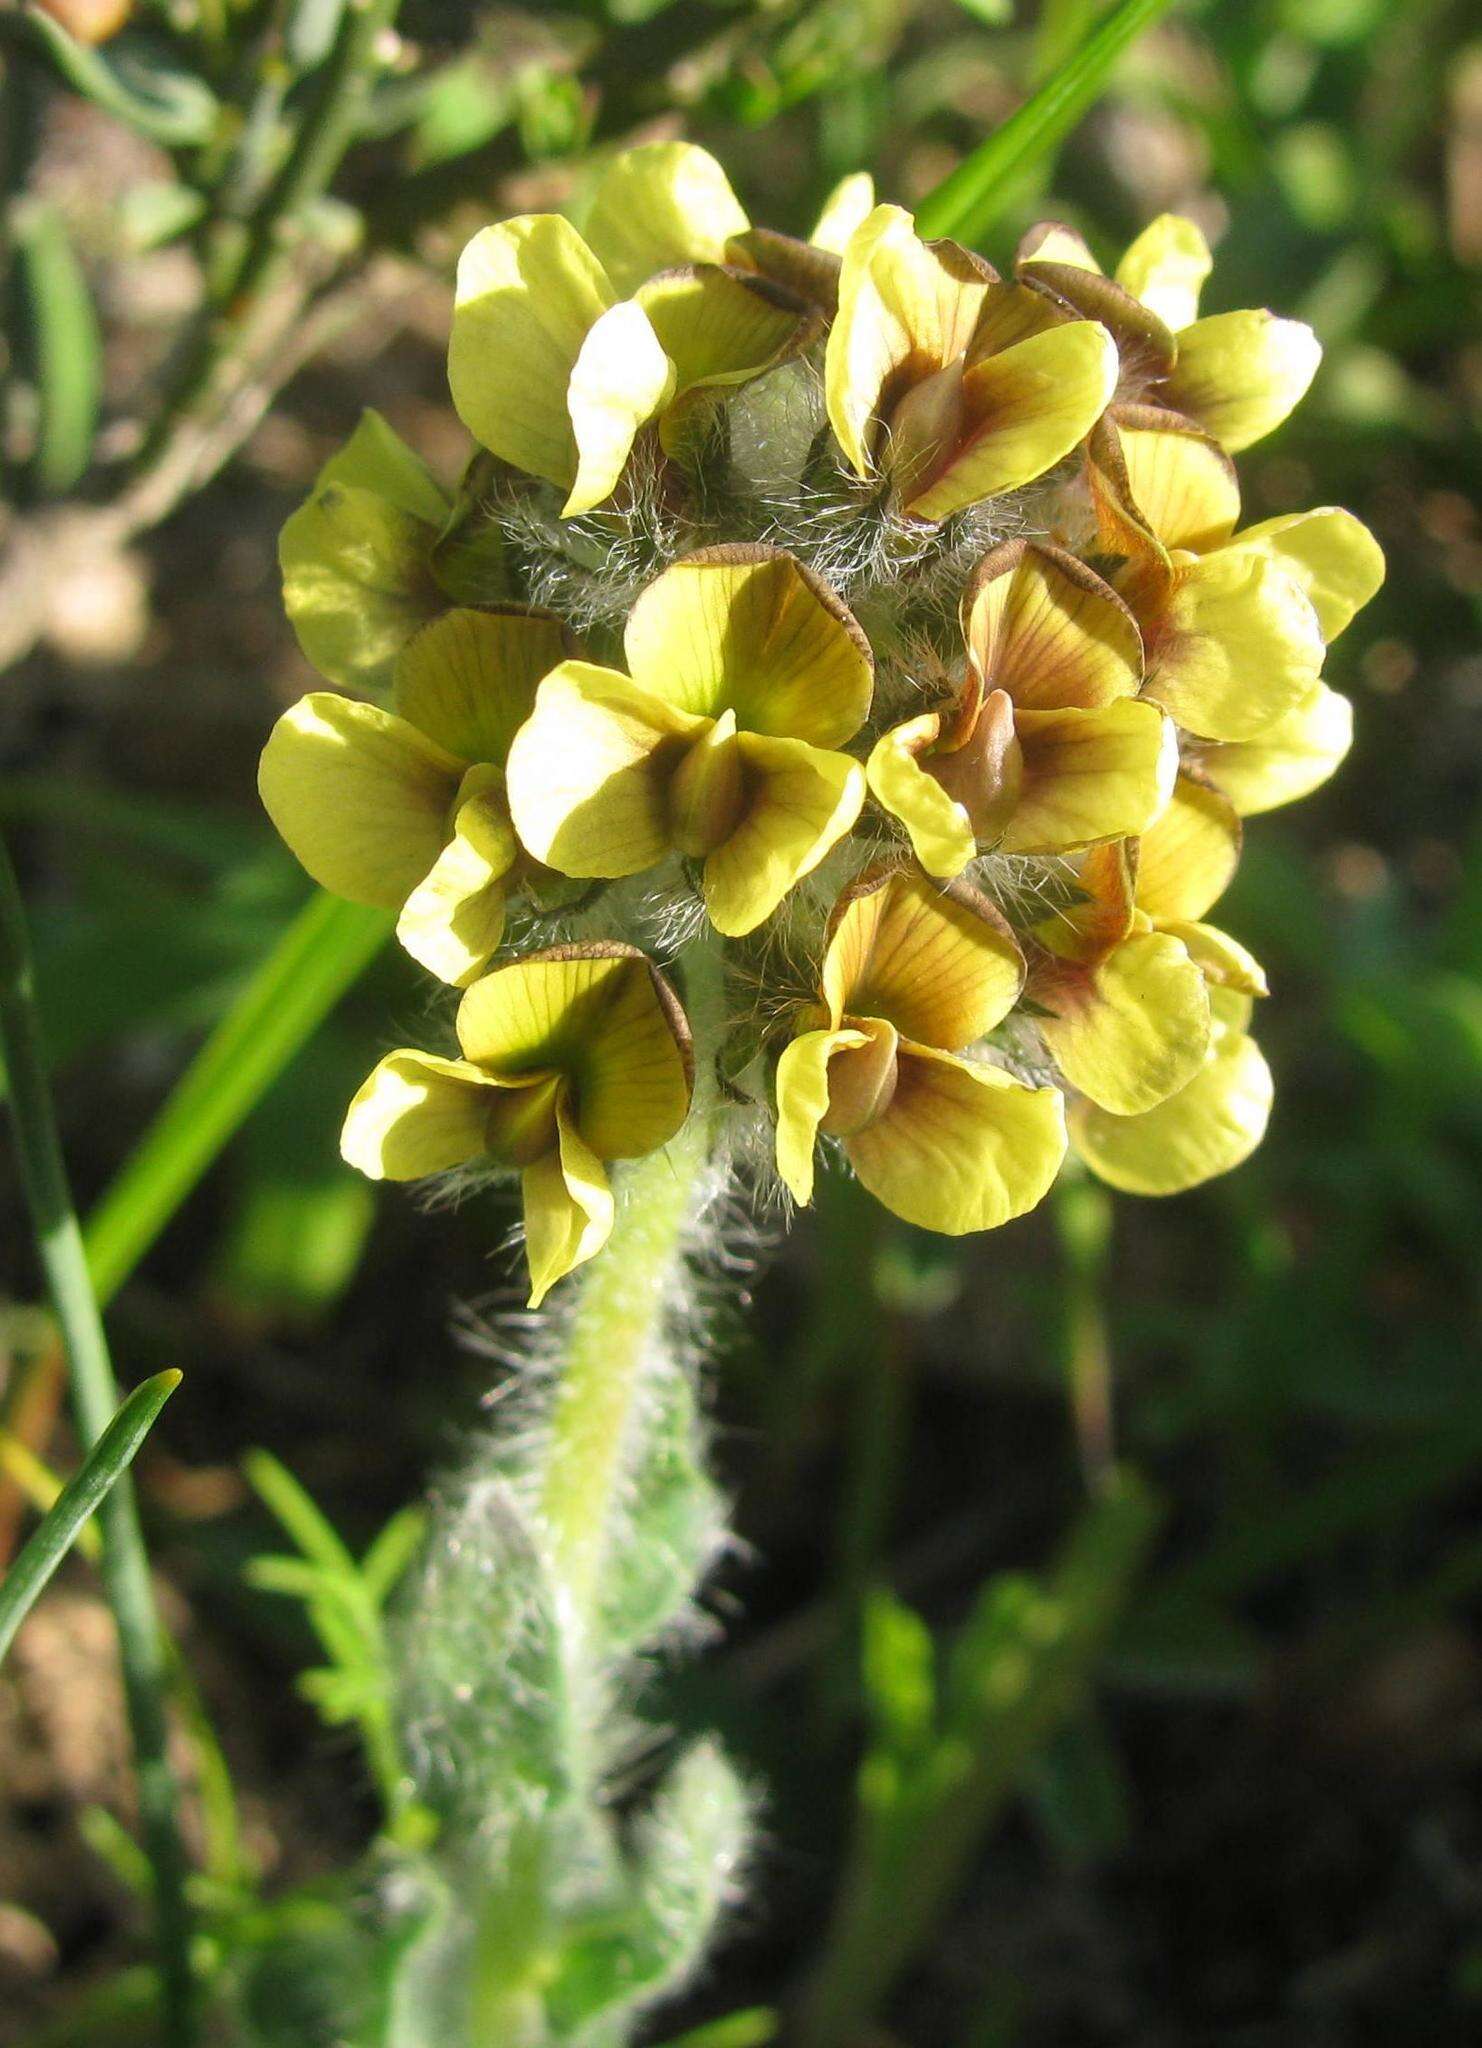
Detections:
915,0,1178,241
652,2016,779,2048
244,1448,360,1577
83,892,392,1307
10,197,102,497
0,1370,180,1666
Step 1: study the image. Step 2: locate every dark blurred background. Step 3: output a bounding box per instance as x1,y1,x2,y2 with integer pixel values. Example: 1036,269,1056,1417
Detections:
2,0,1480,2039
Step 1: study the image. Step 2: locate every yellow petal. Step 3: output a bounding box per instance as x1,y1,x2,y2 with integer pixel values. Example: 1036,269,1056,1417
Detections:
637,266,811,398
258,693,461,906
317,407,449,523
1224,508,1384,641
624,547,873,747
811,173,876,254
1113,214,1211,332
1157,919,1268,996
846,1043,1066,1234
522,1104,615,1307
1069,1020,1273,1194
1036,840,1139,964
1104,412,1241,553
701,735,865,936
341,1050,505,1180
395,774,517,986
1037,931,1211,1114
1011,259,1176,393
1001,700,1178,855
1162,309,1321,452
280,412,447,693
1132,770,1241,922
774,1025,866,1206
449,215,613,491
1199,682,1353,816
394,606,571,765
865,715,975,879
822,868,1023,1050
457,945,692,1160
505,663,700,878
904,320,1118,523
581,142,749,296
1016,220,1102,273
1131,550,1325,742
824,204,992,478
962,538,1143,710
564,298,677,517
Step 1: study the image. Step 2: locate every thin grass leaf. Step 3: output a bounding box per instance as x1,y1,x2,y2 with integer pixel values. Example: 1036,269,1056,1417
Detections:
915,0,1179,241
244,1448,361,1576
9,198,102,498
651,2017,779,2048
0,1371,179,1666
84,893,391,1307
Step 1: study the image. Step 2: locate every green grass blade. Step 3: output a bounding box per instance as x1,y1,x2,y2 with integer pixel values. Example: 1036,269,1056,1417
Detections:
0,834,194,2045
10,197,102,498
0,1370,179,1663
915,0,1178,241
84,892,391,1306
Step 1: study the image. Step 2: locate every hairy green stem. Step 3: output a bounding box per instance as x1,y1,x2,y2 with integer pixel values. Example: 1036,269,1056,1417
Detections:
538,929,728,1636
0,834,195,2047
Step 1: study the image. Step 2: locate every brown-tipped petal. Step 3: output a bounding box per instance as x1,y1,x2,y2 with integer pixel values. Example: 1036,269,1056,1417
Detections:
821,867,1025,1051
1033,840,1141,965
725,228,843,312
1017,261,1178,392
961,538,1144,710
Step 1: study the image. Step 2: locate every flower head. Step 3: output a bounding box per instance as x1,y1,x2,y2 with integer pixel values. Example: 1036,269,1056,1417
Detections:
867,537,1176,874
260,605,572,984
506,546,873,934
774,868,1066,1231
265,155,1383,1301
341,944,693,1303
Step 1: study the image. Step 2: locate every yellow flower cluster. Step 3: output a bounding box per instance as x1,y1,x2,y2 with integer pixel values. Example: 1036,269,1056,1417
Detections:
261,143,1382,1304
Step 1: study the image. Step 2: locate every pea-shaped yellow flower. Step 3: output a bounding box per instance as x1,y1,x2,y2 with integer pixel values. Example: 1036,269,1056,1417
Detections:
824,203,1119,524
449,143,822,520
341,945,693,1305
775,868,1067,1232
280,409,450,693
1068,984,1272,1197
1016,213,1322,453
1087,407,1384,742
867,539,1176,874
1029,775,1266,1119
260,606,572,985
506,547,873,936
